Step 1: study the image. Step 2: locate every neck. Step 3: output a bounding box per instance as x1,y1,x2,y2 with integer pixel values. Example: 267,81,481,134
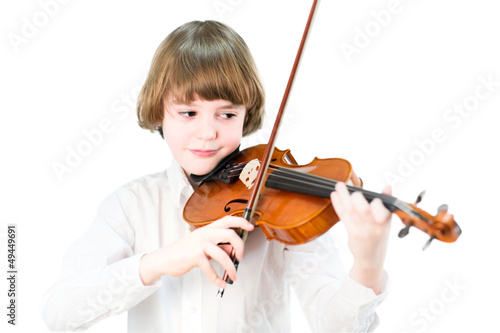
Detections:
265,167,402,212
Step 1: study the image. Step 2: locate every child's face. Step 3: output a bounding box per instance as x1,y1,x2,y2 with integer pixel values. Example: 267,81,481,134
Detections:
163,96,245,178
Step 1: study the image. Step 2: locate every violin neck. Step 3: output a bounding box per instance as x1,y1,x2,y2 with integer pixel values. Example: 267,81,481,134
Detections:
265,168,402,213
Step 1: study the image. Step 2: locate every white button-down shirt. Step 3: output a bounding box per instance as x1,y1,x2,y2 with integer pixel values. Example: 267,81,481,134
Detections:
41,161,387,332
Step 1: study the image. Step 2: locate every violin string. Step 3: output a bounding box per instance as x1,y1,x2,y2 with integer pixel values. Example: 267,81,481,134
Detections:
225,162,425,219
229,164,360,198
267,170,424,220
227,163,421,218
229,163,354,192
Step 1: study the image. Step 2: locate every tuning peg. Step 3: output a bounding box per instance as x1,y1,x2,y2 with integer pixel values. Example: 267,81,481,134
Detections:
398,222,413,238
422,236,435,251
415,190,426,205
437,204,448,213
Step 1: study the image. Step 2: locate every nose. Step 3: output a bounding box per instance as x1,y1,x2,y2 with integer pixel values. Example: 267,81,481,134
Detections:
196,118,217,141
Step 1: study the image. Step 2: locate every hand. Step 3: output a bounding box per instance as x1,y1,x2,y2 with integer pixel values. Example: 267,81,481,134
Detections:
330,182,392,294
139,216,254,288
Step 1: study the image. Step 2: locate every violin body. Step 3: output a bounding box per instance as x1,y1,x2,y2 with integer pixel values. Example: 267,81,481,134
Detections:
184,144,364,245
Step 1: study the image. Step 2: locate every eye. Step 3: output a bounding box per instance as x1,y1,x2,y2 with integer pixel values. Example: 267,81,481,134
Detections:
220,112,237,119
179,111,197,118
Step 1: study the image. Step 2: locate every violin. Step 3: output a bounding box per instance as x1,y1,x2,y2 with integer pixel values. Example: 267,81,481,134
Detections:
183,144,461,248
183,0,461,297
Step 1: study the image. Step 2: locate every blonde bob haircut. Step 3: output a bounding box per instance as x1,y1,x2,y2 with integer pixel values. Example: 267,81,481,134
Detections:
137,20,265,137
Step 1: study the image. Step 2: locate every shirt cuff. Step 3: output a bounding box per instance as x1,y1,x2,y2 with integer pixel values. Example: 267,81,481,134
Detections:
319,271,389,332
343,271,389,305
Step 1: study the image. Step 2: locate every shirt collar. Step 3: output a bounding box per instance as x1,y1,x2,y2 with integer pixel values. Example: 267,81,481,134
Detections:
166,160,194,209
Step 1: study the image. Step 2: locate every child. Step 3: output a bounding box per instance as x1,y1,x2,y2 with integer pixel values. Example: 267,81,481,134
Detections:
41,20,392,332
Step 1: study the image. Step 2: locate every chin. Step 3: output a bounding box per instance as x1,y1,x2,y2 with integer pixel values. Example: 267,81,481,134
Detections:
185,162,219,176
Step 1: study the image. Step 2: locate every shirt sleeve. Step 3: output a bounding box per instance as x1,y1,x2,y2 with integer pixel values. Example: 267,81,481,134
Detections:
283,233,389,333
40,191,161,331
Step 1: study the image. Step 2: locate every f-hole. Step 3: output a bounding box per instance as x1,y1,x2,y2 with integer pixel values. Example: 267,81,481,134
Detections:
224,199,249,212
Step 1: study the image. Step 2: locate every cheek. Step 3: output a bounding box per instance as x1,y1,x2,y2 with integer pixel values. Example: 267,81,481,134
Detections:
231,117,245,139
221,125,243,146
162,120,185,151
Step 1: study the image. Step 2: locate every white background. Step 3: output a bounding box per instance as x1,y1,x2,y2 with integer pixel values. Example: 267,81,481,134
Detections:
1,0,499,332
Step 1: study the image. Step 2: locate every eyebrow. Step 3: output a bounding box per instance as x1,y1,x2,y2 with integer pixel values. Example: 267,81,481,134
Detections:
174,101,243,110
219,103,243,110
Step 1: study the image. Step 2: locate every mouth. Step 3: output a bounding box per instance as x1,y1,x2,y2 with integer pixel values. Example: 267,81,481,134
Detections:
188,149,218,158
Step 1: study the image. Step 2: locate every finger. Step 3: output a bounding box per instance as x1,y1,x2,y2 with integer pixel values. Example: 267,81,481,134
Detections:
332,182,352,213
351,191,370,218
218,244,233,256
330,191,341,213
197,256,227,289
371,185,392,224
209,216,254,231
381,185,392,196
213,228,246,260
204,245,238,282
370,198,392,224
